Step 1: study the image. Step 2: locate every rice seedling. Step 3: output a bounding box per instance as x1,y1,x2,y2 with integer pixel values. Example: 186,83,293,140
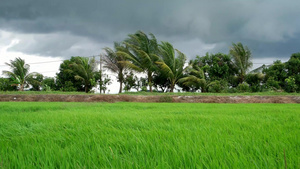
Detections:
0,102,299,168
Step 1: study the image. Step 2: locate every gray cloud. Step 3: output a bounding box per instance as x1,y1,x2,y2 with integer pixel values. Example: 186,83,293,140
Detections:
0,0,300,61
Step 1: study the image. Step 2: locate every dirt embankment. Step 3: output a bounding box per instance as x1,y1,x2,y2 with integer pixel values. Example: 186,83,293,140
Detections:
0,95,300,103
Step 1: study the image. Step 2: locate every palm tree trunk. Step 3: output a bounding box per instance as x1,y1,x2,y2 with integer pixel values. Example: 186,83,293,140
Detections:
148,71,152,92
119,81,122,93
85,84,88,93
170,83,175,93
170,87,174,92
19,84,24,91
118,72,123,94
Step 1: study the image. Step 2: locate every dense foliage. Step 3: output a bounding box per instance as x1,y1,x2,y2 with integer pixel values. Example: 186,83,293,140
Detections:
56,56,98,93
1,31,299,93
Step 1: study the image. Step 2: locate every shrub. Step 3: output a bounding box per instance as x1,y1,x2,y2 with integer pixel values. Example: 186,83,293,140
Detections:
42,85,51,91
207,80,222,93
265,77,280,90
227,87,237,93
237,82,250,92
284,77,297,93
59,81,77,92
141,86,147,92
0,78,17,91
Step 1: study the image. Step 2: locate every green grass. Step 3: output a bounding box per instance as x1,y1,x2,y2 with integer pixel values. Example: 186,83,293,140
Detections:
1,90,300,96
0,102,299,168
121,91,300,96
0,91,95,95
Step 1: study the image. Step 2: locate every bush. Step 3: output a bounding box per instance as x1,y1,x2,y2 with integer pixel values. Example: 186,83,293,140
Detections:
237,83,250,92
42,85,51,91
284,77,297,93
59,81,77,92
141,86,147,92
246,73,264,92
0,78,17,91
207,80,222,93
227,87,237,93
207,80,229,93
265,77,280,90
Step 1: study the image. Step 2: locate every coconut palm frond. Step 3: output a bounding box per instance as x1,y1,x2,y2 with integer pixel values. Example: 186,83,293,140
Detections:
156,61,173,78
74,75,85,82
118,61,143,72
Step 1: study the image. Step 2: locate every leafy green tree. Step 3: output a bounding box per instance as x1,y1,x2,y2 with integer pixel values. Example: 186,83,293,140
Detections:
103,42,126,93
156,41,186,92
285,53,300,92
262,60,287,90
137,77,148,92
153,72,170,92
286,53,300,76
194,53,237,83
229,42,253,83
123,71,138,92
56,56,97,93
2,57,41,91
56,57,84,92
95,70,112,94
117,31,159,92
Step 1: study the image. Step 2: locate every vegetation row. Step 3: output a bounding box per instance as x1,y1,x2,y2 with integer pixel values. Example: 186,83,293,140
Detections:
1,31,300,93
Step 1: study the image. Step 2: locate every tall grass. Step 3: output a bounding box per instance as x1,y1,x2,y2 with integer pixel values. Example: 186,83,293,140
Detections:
0,103,299,168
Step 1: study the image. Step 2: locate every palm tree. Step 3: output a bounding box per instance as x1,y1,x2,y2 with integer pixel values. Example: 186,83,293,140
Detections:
156,41,186,92
103,42,126,93
229,42,253,83
2,57,40,91
70,57,97,93
178,62,206,92
117,31,159,92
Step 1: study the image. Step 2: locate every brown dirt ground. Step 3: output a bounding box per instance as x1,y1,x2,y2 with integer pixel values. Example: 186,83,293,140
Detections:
0,95,300,103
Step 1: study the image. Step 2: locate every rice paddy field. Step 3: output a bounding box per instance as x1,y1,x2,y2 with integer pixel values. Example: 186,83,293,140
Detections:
0,102,299,168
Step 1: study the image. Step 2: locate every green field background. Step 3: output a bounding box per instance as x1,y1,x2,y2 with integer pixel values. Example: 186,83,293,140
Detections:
0,102,299,168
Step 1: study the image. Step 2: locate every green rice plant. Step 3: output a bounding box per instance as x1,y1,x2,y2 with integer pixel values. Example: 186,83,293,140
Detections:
0,102,299,168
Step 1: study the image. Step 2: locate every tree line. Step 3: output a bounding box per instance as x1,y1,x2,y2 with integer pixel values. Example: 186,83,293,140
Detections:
1,31,300,93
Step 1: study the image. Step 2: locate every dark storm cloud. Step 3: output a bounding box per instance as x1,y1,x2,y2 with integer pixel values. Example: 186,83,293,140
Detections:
0,0,300,60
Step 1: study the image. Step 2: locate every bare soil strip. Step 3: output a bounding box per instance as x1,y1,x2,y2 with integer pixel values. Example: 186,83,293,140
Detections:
0,95,300,103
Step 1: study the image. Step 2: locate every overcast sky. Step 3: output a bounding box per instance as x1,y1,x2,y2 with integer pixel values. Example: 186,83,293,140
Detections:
1,0,300,92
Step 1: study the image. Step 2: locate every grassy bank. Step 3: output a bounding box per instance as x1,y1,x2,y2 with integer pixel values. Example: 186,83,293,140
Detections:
0,102,299,168
121,91,300,96
1,90,300,96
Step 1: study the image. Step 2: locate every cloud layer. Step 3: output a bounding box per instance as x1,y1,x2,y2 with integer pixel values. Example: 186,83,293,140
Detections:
1,0,300,60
